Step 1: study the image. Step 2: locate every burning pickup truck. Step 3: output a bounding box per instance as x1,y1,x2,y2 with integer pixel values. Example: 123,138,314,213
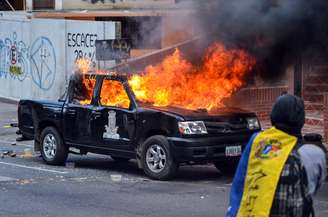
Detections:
18,73,260,180
18,43,260,180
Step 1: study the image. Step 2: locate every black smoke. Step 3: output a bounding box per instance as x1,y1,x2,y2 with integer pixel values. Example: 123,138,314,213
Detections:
195,0,328,78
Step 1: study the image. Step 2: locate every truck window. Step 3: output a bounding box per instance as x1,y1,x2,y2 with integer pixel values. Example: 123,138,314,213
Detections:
100,80,130,109
73,77,96,105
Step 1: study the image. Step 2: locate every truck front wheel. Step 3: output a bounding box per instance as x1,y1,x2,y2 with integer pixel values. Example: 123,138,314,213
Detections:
141,135,178,180
40,127,68,165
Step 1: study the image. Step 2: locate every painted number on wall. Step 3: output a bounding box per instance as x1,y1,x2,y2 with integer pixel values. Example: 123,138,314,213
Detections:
67,32,98,61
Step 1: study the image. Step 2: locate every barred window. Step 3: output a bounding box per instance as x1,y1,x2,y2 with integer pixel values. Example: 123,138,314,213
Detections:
33,0,55,10
0,0,24,10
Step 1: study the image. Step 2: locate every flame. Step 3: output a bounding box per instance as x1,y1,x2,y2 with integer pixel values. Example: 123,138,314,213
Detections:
77,42,255,110
99,80,130,108
129,42,255,111
79,77,130,108
76,58,92,74
79,77,96,105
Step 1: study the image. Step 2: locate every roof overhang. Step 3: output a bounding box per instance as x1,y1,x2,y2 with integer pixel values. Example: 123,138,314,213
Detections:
33,9,195,19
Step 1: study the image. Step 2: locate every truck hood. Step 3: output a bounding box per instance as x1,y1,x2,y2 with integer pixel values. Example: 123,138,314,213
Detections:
138,103,257,121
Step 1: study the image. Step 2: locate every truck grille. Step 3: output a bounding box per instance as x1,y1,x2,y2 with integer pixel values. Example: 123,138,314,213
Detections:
204,120,248,134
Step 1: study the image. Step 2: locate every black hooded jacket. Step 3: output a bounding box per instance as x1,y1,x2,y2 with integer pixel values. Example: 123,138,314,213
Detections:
270,94,305,138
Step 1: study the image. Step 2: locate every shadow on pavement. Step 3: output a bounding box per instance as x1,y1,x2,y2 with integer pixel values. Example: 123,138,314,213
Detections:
31,153,235,182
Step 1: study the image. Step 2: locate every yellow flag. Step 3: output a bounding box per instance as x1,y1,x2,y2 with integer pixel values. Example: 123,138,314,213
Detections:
237,127,297,217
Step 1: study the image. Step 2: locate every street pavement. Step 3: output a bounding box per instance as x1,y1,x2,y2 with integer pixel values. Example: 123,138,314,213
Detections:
0,101,327,217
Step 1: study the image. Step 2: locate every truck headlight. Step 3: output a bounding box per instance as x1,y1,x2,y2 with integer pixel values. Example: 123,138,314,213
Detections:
178,121,208,135
246,117,260,130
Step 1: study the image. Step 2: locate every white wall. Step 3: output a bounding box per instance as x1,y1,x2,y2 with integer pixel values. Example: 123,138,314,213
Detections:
0,15,117,100
25,0,32,11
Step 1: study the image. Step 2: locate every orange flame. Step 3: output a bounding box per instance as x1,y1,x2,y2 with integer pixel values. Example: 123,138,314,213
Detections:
76,58,92,74
77,42,255,110
128,42,255,111
79,77,96,105
99,80,130,108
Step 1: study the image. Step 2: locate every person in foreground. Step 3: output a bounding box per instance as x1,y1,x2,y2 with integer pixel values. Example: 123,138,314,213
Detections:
226,94,327,217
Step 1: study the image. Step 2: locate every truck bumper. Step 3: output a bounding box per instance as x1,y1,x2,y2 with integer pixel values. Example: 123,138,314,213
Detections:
167,133,254,163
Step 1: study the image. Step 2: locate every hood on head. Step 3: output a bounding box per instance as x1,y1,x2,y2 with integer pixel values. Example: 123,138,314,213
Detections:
270,94,305,136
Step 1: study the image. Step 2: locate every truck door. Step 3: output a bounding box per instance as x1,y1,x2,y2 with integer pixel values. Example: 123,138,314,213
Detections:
90,78,136,156
62,75,97,146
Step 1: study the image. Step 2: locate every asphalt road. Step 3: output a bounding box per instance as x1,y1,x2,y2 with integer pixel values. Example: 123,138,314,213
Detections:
0,101,327,217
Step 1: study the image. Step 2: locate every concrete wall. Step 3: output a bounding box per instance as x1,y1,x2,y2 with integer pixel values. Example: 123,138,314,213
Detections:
0,15,116,100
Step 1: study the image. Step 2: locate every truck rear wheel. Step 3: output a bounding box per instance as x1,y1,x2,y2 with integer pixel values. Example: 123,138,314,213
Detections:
40,127,68,165
141,135,178,180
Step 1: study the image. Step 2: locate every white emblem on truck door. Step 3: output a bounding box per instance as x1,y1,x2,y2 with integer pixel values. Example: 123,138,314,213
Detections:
103,110,120,139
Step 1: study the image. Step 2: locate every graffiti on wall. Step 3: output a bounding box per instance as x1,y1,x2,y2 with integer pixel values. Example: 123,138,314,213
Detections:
30,37,56,90
67,32,98,69
0,32,56,90
0,32,28,81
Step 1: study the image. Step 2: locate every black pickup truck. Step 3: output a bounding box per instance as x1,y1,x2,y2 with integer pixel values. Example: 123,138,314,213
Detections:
18,73,261,180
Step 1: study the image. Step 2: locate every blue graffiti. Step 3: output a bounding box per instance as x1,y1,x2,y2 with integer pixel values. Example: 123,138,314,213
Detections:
0,32,56,91
0,32,28,81
30,37,56,90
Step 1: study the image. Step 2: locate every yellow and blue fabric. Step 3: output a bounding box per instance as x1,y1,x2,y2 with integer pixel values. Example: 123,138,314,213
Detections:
226,127,298,217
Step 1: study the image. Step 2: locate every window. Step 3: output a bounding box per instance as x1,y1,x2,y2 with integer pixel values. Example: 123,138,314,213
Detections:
96,16,162,49
33,0,55,10
0,0,24,10
100,80,130,109
72,77,96,105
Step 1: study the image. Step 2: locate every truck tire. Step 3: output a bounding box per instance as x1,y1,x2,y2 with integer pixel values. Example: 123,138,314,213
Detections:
213,161,239,175
40,126,68,165
141,135,178,180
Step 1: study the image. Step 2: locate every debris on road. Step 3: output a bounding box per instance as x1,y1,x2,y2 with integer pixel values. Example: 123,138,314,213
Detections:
16,149,34,158
0,150,16,158
10,123,18,128
9,152,16,157
21,148,33,158
111,174,122,182
71,177,88,182
17,179,32,185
